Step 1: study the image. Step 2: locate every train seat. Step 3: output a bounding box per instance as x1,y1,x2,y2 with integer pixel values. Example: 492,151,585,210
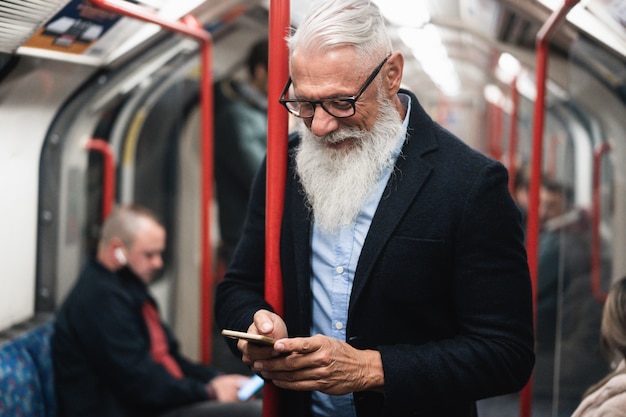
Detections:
0,319,56,417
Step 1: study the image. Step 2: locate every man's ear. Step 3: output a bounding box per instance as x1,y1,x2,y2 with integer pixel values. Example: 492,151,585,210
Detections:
114,247,127,265
109,237,127,266
384,51,404,96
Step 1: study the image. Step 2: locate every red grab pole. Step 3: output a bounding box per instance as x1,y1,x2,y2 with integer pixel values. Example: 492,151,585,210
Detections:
507,77,520,196
591,143,611,304
88,0,215,364
520,1,580,416
491,102,504,162
263,0,290,415
85,138,116,221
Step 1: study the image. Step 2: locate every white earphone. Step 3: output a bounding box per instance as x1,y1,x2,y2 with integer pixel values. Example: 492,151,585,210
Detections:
114,247,127,265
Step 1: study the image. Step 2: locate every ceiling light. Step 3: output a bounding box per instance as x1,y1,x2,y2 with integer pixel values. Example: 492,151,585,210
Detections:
373,0,430,27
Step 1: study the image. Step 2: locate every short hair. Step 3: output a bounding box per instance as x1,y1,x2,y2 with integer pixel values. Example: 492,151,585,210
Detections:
287,0,392,65
600,277,626,361
583,276,626,398
514,163,530,190
99,204,162,249
246,38,268,77
542,176,574,205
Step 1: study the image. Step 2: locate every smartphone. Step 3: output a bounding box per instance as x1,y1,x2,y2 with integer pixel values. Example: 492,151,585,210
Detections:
221,329,276,346
238,374,264,401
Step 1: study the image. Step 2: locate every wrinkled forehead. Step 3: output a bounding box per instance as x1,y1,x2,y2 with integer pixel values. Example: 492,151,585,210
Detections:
290,48,368,98
290,46,374,81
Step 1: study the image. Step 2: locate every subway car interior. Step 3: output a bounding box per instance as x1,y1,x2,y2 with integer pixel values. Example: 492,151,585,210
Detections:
0,0,625,416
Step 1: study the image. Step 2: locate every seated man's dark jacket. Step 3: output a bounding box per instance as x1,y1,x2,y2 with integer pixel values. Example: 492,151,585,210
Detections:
215,90,535,417
53,260,217,417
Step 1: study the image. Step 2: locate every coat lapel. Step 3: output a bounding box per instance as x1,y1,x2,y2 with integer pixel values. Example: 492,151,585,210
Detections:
289,173,314,331
349,95,439,315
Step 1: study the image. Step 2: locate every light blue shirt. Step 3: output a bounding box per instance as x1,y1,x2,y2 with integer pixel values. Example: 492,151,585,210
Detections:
310,94,411,417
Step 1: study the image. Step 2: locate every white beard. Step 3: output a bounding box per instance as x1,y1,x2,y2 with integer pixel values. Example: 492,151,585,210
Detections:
295,96,404,234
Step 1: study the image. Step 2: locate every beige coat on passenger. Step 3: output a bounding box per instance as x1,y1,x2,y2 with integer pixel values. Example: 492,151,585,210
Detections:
571,361,626,417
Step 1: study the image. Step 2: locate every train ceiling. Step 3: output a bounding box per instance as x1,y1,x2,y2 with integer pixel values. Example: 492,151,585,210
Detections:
0,0,253,63
0,0,624,95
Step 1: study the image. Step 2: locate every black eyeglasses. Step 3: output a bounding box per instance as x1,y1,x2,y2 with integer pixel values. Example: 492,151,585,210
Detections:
279,53,391,119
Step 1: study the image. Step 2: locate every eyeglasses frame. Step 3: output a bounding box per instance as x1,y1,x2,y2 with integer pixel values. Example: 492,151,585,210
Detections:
279,53,392,119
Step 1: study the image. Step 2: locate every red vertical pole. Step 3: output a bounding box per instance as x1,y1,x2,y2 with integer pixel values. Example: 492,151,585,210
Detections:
85,138,116,221
87,0,215,363
520,1,580,416
493,101,503,162
263,0,290,416
436,91,449,125
194,19,215,366
591,143,610,303
508,77,520,195
487,102,495,158
487,101,503,161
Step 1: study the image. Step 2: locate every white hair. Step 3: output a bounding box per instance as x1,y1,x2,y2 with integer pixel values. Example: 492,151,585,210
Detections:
287,0,392,64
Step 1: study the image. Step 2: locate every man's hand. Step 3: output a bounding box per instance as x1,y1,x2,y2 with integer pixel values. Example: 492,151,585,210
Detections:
251,334,384,395
237,309,289,365
208,374,250,402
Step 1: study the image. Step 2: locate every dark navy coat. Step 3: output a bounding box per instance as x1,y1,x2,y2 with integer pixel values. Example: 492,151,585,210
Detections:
216,90,535,417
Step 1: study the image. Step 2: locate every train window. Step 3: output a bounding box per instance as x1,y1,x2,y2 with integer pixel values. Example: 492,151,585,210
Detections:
131,77,200,281
0,53,17,82
0,52,9,69
531,33,624,415
85,105,126,258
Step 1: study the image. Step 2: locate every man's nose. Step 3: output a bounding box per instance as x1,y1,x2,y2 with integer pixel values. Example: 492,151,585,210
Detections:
308,107,339,137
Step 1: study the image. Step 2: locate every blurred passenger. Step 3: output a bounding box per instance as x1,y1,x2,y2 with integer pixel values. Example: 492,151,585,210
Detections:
214,38,269,268
52,204,261,417
536,178,592,350
215,1,534,416
571,277,626,417
536,177,574,352
539,177,570,231
534,177,605,403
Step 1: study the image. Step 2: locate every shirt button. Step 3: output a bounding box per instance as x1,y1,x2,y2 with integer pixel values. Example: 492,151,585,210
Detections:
336,266,344,274
335,322,344,330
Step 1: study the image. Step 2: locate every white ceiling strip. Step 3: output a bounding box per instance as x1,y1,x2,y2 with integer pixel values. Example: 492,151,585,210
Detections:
0,0,70,53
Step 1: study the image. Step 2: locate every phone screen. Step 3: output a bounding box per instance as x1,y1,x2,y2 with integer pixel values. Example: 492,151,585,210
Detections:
238,374,264,401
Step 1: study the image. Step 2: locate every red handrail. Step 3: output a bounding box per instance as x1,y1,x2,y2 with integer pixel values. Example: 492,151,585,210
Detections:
488,101,504,162
263,0,290,415
85,138,116,221
591,143,611,303
487,103,494,157
87,0,215,364
508,77,519,195
521,1,580,416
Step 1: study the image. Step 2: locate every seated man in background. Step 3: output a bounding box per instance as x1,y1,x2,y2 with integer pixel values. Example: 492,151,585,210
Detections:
52,204,261,417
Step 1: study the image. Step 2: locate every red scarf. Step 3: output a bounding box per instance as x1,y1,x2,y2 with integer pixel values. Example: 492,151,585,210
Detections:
141,301,183,379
